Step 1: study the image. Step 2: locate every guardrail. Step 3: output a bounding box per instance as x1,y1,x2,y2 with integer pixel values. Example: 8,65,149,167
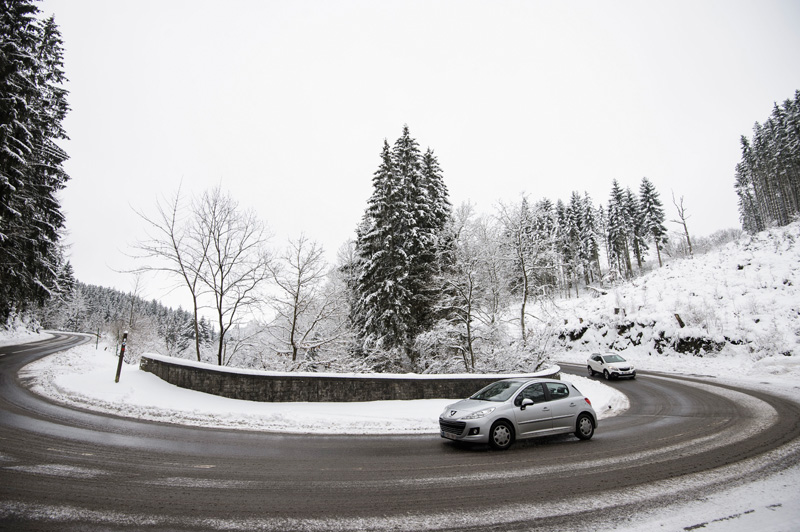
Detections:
139,354,561,402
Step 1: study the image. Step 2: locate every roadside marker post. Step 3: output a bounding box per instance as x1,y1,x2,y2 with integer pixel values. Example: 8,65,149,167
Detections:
114,331,128,383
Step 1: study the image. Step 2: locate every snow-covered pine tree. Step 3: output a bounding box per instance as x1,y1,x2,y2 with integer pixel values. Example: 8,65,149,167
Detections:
580,192,601,283
353,127,453,366
0,3,70,320
532,198,559,294
626,187,648,272
638,177,668,267
396,128,436,340
354,138,414,356
420,147,455,327
606,180,633,279
565,192,586,296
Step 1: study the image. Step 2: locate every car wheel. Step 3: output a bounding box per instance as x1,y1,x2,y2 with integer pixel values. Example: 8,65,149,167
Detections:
587,365,595,377
575,414,594,440
603,369,611,380
489,420,514,450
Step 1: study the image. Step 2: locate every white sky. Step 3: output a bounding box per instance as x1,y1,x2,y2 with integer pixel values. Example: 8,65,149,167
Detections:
40,0,800,310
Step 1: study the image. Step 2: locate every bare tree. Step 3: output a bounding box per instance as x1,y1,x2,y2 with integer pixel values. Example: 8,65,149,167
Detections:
439,203,480,370
132,186,210,361
195,187,273,366
671,192,693,257
497,197,554,345
268,234,345,362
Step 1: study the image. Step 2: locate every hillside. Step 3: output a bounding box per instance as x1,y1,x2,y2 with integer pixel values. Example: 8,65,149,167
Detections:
557,222,799,371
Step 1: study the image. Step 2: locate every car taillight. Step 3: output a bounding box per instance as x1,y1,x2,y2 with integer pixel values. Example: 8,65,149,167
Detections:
584,397,592,406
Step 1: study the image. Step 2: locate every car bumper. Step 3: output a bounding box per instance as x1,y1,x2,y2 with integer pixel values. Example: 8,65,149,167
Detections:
610,369,636,378
439,419,490,443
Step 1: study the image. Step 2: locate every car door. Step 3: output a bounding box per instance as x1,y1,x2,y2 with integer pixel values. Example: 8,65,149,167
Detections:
545,382,578,431
511,383,552,437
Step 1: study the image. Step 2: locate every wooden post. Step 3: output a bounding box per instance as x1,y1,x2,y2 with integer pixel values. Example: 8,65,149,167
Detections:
114,331,128,383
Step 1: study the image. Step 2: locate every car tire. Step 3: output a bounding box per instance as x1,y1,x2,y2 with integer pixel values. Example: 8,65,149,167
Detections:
489,420,514,450
575,413,594,440
603,370,611,380
587,365,595,377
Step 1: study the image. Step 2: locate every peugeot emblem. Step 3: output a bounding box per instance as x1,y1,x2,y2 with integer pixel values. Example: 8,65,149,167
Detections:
450,410,457,417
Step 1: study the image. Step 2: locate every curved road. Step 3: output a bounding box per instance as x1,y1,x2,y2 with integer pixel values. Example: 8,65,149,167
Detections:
1,334,799,531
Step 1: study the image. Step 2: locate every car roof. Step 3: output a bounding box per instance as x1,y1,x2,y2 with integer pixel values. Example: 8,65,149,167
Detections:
497,377,563,385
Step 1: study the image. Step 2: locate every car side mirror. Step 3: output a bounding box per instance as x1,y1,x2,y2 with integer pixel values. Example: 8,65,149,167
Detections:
520,398,534,410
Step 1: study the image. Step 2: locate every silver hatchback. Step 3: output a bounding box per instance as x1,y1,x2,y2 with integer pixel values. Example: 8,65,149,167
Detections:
439,378,597,450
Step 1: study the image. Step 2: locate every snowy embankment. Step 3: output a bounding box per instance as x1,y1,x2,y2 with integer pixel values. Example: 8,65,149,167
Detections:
558,221,800,365
20,342,625,435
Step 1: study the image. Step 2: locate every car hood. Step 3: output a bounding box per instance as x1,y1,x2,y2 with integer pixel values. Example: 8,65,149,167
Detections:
607,362,633,369
441,399,498,419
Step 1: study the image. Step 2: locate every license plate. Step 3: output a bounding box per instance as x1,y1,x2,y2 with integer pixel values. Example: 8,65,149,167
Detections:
441,431,457,440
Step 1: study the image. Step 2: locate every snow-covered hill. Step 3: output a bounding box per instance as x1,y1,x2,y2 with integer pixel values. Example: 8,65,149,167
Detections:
557,222,800,378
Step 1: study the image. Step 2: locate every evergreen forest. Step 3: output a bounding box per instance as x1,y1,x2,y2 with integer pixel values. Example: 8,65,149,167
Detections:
735,91,800,233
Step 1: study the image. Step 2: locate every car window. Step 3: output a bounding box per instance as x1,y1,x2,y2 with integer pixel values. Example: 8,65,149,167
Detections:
471,380,525,402
545,382,570,400
514,383,545,406
603,354,625,363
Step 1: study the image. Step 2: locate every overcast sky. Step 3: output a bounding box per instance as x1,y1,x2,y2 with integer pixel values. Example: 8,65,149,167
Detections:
40,0,800,310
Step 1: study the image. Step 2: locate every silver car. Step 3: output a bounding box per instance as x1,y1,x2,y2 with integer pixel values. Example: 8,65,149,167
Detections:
439,378,597,450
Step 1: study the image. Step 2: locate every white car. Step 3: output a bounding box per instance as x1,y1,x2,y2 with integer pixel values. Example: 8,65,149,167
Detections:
587,353,636,380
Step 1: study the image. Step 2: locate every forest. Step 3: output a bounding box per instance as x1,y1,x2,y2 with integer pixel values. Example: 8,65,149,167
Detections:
735,90,800,233
2,2,794,375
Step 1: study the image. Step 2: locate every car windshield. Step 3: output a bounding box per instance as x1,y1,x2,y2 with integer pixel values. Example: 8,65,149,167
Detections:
470,380,526,402
603,355,626,363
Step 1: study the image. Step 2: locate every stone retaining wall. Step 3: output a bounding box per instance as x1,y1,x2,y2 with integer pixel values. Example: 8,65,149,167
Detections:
139,355,561,402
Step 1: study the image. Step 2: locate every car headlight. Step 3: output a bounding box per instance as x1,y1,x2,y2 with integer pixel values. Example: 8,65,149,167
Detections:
463,407,496,420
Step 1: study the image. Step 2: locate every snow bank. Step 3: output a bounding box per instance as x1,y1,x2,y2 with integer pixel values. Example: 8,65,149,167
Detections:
21,342,624,435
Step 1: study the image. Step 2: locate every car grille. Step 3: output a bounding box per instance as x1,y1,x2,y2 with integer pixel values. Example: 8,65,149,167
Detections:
439,419,466,436
618,367,631,371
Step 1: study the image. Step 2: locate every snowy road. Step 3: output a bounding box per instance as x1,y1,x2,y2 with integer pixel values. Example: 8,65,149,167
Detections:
1,334,800,531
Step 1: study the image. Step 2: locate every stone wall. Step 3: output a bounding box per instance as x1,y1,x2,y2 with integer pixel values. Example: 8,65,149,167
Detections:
139,355,561,402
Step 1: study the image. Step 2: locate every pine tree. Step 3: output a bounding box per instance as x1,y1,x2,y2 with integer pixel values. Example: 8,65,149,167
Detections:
564,193,584,296
0,2,70,319
626,187,648,272
355,138,414,354
353,127,452,365
606,180,633,279
532,198,558,294
394,126,434,339
580,192,601,283
638,177,668,267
